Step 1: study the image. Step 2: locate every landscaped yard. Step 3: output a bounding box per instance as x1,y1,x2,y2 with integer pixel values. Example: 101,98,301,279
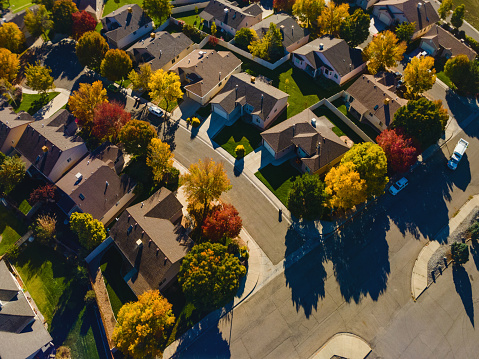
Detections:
255,161,301,206
0,205,27,255
453,0,479,31
103,0,142,17
12,92,59,115
435,57,453,89
13,242,108,359
8,176,45,215
313,105,365,144
213,119,263,158
9,0,33,13
333,99,380,141
174,10,205,29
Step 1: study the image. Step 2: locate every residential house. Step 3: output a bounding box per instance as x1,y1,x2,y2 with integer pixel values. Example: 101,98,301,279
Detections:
354,0,381,10
292,37,366,85
101,4,153,49
0,260,54,359
127,31,194,72
372,0,440,40
250,14,310,54
73,0,103,21
56,144,136,226
14,110,88,183
344,74,408,132
1,5,39,41
261,109,351,175
420,24,477,61
200,0,263,36
108,188,193,295
0,100,34,154
170,49,242,105
211,72,289,129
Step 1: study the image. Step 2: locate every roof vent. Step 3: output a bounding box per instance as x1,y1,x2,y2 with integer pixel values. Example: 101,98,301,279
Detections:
224,8,229,13
150,32,155,39
42,145,48,152
417,2,422,8
319,43,324,50
136,239,143,247
384,98,390,105
374,104,379,110
75,172,83,180
251,76,255,83
311,118,317,127
127,6,133,12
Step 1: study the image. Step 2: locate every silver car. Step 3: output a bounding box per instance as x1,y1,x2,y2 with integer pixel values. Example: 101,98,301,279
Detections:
148,105,164,117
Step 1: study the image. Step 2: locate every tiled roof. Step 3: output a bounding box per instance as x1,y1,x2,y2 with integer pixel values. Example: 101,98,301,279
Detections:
251,14,309,49
200,0,262,30
102,4,152,43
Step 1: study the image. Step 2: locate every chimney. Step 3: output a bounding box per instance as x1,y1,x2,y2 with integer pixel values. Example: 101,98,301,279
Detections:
150,32,155,39
235,84,238,99
136,239,143,248
219,71,221,81
311,118,316,127
319,43,324,50
292,25,294,36
127,6,132,12
384,98,390,105
251,76,255,83
261,94,264,110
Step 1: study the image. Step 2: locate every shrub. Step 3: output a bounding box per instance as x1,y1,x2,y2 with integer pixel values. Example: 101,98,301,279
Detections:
84,289,96,305
235,145,245,158
469,221,479,239
239,245,249,261
227,239,240,255
451,242,469,265
465,35,479,54
191,117,201,127
13,86,22,103
55,346,72,359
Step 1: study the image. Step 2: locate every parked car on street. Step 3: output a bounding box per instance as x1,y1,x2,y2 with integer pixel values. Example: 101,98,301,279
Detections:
447,138,469,170
389,177,408,195
148,105,164,118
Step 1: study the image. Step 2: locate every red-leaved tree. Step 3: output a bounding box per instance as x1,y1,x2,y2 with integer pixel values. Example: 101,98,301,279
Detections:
92,102,131,142
208,36,219,47
202,203,242,244
72,11,97,40
29,184,57,204
376,128,418,173
273,0,295,12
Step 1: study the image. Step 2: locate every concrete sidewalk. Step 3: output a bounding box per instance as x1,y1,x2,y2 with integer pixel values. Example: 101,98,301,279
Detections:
309,333,372,359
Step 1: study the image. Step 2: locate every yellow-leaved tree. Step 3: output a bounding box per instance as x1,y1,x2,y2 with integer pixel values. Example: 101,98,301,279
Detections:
147,138,174,184
0,48,20,84
0,22,25,53
317,2,349,36
128,63,152,93
68,80,107,129
148,69,183,113
363,30,406,74
112,290,175,359
403,56,436,97
292,0,325,28
325,162,367,210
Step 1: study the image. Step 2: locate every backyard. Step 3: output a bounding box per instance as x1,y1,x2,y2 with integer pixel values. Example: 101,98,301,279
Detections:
313,105,365,144
213,119,263,158
174,10,205,29
0,205,27,255
8,176,45,215
13,241,108,359
332,98,380,141
103,0,142,17
255,161,302,206
12,92,59,115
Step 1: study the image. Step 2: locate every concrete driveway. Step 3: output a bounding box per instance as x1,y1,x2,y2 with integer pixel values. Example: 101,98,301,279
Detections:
171,97,201,122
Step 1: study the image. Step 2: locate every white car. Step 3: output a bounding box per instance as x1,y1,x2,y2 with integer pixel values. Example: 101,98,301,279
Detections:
148,105,164,117
389,177,408,195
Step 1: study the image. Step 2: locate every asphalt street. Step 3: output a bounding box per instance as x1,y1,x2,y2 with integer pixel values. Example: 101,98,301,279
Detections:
175,119,479,358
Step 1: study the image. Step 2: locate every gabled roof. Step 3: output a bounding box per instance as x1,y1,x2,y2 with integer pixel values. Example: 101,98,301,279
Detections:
0,101,34,152
211,72,288,120
170,50,242,98
422,25,477,61
2,5,39,31
374,0,439,32
293,36,364,76
346,74,408,130
109,188,192,296
102,4,152,43
200,0,262,30
127,31,193,71
251,14,309,49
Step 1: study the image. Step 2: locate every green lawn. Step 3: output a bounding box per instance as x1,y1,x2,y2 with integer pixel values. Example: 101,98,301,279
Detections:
0,205,27,256
334,100,379,141
103,0,142,17
213,120,263,158
18,200,32,215
100,247,137,317
453,0,479,31
13,242,107,359
255,162,301,206
434,57,453,89
9,0,33,13
12,92,59,115
8,176,44,213
437,71,454,88
313,105,365,144
174,11,205,29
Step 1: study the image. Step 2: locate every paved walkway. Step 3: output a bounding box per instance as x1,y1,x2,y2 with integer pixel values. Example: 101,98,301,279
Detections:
21,87,70,120
309,333,372,359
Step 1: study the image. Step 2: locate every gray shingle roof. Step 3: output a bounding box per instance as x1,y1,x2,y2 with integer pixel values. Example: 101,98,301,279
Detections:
0,101,34,152
200,0,262,31
374,0,439,32
102,4,152,43
423,25,477,61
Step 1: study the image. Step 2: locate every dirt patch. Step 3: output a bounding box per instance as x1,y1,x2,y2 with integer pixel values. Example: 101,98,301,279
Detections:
91,268,117,347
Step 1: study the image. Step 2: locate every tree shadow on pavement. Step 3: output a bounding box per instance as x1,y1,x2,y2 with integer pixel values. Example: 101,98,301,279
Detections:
453,265,474,326
42,40,84,83
159,118,179,152
175,324,231,359
470,239,479,271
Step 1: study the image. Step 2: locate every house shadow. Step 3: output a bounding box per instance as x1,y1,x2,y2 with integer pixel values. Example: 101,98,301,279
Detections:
42,40,85,82
453,265,474,326
444,90,475,127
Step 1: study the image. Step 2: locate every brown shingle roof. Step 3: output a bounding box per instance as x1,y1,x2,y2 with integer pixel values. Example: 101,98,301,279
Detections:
102,4,152,43
0,101,34,152
200,0,262,31
374,0,439,32
423,25,477,61
251,14,309,49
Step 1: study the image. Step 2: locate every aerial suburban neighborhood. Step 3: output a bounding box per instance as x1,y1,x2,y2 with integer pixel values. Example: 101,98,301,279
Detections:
1,0,479,356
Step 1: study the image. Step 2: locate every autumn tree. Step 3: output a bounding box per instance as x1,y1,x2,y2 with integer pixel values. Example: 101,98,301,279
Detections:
339,8,370,48
0,23,25,54
29,183,57,204
438,0,453,19
0,156,25,194
33,214,57,244
202,203,242,243
179,242,246,309
24,5,53,38
181,158,232,220
392,98,448,149
363,30,406,74
100,49,132,85
142,0,172,24
148,69,183,112
25,61,55,97
273,0,295,12
0,48,20,84
444,55,479,93
317,2,349,36
395,21,415,43
52,0,78,35
146,138,174,184
248,23,284,62
234,27,257,49
68,80,108,129
376,128,418,173
118,119,157,157
211,21,217,37
341,142,389,197
292,0,324,28
72,10,97,40
287,173,327,220
69,212,106,249
403,56,436,96
76,31,109,71
325,162,367,210
92,101,131,142
32,0,54,10
128,63,152,93
112,290,175,359
451,3,465,28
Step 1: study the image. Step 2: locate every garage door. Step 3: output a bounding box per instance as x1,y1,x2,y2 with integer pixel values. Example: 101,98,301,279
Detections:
212,104,228,119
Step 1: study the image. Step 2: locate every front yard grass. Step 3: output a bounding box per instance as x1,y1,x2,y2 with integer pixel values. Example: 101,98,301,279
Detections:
9,0,33,13
0,205,27,256
12,92,59,115
452,0,479,31
255,161,301,206
434,57,453,89
213,120,262,158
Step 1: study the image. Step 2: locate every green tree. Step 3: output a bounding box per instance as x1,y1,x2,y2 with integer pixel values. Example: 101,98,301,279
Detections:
325,162,367,210
248,23,284,62
76,31,109,71
118,119,157,157
287,173,327,220
0,22,25,53
24,4,53,38
142,0,172,24
438,0,453,19
100,49,132,85
451,242,469,265
68,80,107,129
148,69,183,113
392,98,448,149
234,28,257,49
395,21,416,43
363,30,407,74
451,3,465,28
69,212,106,249
0,48,20,84
403,56,436,96
317,2,349,36
444,55,479,93
33,214,57,244
340,142,389,197
33,0,54,11
128,63,152,92
146,138,174,184
25,61,55,97
0,155,25,194
52,0,78,35
179,242,246,309
292,0,324,28
339,9,370,48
